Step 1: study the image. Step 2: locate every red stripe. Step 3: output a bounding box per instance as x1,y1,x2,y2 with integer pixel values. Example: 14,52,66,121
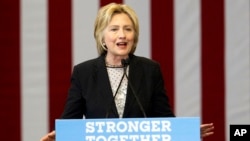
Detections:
100,0,123,6
0,0,21,140
151,0,175,111
48,0,72,131
201,0,226,141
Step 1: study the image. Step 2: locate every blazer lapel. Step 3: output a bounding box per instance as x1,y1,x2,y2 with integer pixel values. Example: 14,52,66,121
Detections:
123,56,144,117
95,55,119,118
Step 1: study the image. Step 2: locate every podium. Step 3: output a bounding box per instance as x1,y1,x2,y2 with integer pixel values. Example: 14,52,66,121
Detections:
56,117,200,141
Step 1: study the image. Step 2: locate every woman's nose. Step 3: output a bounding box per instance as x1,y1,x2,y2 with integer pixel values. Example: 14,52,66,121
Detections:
118,29,126,39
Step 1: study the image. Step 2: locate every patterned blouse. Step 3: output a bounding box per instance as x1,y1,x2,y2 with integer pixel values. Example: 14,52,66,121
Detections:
106,66,129,118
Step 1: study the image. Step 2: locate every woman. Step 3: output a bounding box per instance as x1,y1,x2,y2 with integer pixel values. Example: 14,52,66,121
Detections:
40,3,214,141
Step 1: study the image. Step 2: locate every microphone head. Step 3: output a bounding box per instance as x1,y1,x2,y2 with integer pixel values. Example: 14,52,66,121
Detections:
121,58,130,67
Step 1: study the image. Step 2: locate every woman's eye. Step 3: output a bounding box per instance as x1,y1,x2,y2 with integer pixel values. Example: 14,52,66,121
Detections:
111,28,117,31
125,28,132,31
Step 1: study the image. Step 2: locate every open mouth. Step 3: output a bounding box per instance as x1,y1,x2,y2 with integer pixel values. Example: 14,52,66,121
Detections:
116,42,127,47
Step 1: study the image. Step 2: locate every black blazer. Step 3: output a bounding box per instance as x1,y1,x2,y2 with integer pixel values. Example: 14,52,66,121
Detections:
61,54,175,119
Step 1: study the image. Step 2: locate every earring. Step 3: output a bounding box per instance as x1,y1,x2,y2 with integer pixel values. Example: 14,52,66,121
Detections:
102,42,107,50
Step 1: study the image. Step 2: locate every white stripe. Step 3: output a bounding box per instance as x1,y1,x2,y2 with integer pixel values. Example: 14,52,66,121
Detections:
124,0,151,58
21,0,48,141
225,0,250,140
174,0,201,117
72,0,99,66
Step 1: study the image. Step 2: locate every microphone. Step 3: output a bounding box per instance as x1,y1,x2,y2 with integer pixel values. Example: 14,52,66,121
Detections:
121,58,130,67
121,58,147,118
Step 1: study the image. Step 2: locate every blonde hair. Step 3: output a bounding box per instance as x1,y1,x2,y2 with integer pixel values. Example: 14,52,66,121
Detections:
94,3,139,55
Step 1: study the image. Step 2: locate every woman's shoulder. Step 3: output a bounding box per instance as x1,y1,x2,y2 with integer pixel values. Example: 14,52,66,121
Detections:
76,58,98,67
73,56,103,72
132,55,160,67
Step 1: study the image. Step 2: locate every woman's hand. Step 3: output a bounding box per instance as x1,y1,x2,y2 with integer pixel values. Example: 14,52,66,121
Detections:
201,123,214,138
40,130,55,141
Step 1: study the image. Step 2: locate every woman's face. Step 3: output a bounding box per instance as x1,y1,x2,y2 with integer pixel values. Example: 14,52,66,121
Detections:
103,13,135,58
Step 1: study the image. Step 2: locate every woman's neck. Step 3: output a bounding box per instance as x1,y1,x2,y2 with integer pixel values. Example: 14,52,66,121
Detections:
105,54,128,66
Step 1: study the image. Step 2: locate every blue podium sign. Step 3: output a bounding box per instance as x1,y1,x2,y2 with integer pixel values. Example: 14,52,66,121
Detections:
56,117,200,141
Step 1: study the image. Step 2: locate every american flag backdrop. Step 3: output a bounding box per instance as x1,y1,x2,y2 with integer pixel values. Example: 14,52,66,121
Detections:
0,0,249,141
